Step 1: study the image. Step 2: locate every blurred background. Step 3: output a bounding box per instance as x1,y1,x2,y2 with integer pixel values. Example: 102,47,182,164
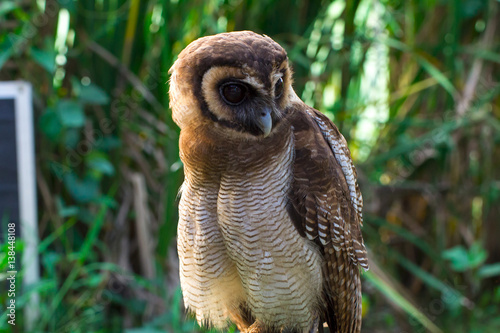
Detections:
0,0,499,332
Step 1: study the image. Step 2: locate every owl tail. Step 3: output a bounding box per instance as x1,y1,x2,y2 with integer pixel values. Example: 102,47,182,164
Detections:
323,243,362,333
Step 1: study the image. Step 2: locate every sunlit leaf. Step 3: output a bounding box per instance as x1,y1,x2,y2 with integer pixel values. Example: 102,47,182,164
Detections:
443,243,488,272
0,2,18,16
478,263,500,278
443,246,471,272
86,152,115,176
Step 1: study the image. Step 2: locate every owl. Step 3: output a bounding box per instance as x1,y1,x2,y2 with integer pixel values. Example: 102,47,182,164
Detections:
169,31,368,333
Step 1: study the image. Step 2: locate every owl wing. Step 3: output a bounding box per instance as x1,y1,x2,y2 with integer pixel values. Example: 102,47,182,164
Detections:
288,106,368,333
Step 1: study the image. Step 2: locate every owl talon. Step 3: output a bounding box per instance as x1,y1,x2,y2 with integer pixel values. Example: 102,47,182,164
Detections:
243,321,265,333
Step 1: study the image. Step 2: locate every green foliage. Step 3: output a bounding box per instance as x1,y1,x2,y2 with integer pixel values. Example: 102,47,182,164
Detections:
0,0,499,332
443,243,488,272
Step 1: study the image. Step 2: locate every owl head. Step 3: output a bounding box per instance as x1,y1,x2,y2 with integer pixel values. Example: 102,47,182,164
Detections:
169,31,294,139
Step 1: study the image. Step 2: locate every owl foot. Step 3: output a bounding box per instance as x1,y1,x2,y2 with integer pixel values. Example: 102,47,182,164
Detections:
242,320,265,333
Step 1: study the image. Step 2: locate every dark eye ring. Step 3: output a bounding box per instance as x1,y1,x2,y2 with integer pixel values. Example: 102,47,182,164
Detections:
220,82,247,105
275,77,284,99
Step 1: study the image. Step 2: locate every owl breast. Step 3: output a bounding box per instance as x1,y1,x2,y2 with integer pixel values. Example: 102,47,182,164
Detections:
178,130,324,331
218,133,323,330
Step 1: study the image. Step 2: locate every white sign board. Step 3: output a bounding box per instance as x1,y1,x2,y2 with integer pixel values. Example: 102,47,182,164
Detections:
0,81,39,329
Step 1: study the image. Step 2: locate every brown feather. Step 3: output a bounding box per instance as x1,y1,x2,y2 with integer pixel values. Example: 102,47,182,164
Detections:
288,102,368,333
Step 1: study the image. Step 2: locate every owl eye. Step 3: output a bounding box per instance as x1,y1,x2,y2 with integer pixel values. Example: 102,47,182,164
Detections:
274,77,284,99
220,83,247,105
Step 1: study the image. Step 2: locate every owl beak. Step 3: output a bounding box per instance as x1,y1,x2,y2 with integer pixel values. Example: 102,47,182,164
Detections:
256,108,273,137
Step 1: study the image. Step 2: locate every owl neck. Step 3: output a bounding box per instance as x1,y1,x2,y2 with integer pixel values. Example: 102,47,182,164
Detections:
179,121,293,185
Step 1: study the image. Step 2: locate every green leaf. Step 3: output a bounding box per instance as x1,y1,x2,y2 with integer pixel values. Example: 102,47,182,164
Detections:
72,77,110,105
79,83,111,105
380,36,457,97
63,173,100,203
42,252,61,279
39,203,111,328
468,242,488,268
418,57,457,97
460,46,500,64
392,251,467,309
71,274,104,289
0,2,18,16
6,33,28,52
363,270,443,333
55,197,79,217
56,99,85,128
478,263,500,279
95,195,117,208
39,107,63,141
0,44,13,70
63,128,81,148
442,246,470,272
100,136,122,150
31,47,56,73
125,329,166,333
442,243,488,272
461,0,485,18
49,161,72,181
58,0,77,12
86,152,115,175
